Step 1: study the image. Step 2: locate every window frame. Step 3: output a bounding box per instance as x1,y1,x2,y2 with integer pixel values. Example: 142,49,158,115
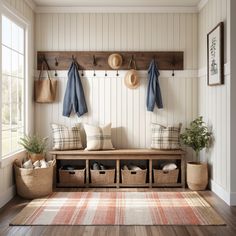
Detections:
0,2,30,166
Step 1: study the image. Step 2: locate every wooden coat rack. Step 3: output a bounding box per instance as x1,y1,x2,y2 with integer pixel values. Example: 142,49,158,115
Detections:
37,51,184,71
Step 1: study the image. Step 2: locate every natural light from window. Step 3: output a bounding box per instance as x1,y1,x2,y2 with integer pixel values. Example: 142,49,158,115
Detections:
1,15,25,157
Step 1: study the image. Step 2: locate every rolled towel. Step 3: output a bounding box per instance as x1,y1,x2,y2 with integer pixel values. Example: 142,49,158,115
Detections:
92,162,100,170
100,164,106,170
33,160,41,168
40,159,49,168
22,159,33,169
123,165,129,170
128,165,142,171
162,163,177,172
47,160,53,166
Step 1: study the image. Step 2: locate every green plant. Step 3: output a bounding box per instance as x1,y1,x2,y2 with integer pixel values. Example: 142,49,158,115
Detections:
19,135,48,154
180,116,211,161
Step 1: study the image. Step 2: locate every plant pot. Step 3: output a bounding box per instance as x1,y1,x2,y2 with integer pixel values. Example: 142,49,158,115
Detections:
187,162,208,191
28,153,44,163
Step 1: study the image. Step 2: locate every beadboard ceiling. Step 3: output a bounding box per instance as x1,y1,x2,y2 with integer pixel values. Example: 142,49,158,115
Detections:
33,0,201,7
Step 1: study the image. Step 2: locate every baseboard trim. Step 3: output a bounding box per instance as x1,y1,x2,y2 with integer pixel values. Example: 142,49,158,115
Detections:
210,180,236,206
230,192,236,206
0,185,15,209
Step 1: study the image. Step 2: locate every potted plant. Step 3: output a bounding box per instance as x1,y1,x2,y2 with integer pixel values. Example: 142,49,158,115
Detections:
19,135,48,163
180,116,211,190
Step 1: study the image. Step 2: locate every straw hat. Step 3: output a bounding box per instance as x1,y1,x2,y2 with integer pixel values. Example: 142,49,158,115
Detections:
124,69,140,89
108,54,123,69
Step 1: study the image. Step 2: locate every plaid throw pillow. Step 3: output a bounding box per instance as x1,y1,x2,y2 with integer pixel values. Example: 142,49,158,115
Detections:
151,123,182,149
84,123,114,150
51,124,83,150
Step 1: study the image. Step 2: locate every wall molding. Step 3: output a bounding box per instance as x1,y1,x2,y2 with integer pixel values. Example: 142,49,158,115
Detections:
2,0,32,25
198,62,231,78
0,186,15,209
34,69,198,79
25,0,36,11
35,6,198,14
197,0,208,11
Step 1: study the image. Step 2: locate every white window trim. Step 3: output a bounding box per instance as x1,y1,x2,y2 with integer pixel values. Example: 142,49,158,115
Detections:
0,2,31,166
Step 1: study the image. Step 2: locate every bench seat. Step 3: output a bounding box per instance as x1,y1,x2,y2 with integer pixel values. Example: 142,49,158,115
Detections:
50,148,186,188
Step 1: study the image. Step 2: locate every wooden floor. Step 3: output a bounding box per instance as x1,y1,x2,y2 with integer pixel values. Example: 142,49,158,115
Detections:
1,188,236,236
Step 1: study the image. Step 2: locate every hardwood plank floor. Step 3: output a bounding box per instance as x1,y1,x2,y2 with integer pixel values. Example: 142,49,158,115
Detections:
0,188,236,236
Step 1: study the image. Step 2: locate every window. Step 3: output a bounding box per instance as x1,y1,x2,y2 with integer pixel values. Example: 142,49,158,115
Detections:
1,15,25,157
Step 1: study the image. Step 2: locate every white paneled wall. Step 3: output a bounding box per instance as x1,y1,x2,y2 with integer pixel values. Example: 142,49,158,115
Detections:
198,0,230,192
35,13,198,158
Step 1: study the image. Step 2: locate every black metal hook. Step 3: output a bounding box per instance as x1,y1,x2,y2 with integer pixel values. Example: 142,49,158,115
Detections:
128,55,137,70
105,70,107,77
116,70,119,76
72,55,76,61
41,55,50,70
55,57,59,67
54,57,58,77
171,56,176,77
81,70,84,77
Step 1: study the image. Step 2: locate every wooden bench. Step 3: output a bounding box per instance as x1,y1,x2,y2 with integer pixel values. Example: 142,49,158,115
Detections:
50,149,186,188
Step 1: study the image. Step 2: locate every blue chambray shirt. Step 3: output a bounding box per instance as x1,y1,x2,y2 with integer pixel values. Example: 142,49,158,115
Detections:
63,61,88,117
146,59,163,111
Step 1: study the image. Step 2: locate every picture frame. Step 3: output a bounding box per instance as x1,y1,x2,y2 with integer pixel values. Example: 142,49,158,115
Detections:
207,22,224,86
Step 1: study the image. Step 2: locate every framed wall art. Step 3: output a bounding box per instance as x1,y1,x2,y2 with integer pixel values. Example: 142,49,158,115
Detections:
207,22,224,86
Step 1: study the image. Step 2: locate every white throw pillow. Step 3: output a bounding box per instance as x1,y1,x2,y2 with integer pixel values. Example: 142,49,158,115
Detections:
51,123,83,150
84,123,114,150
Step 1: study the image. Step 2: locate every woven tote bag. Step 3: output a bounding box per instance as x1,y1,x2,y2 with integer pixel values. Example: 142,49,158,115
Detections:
34,60,57,103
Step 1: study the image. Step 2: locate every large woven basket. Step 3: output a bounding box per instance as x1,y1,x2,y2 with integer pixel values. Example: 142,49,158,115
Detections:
121,169,147,184
14,159,55,199
153,169,179,184
90,169,115,184
59,168,85,185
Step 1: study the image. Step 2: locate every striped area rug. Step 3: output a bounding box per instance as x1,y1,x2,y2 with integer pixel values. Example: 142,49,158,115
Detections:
10,192,225,226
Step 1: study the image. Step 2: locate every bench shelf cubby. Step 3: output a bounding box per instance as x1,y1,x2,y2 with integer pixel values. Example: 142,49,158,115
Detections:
50,149,186,188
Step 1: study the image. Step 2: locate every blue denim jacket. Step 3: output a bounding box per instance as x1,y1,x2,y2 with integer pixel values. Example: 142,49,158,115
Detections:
63,61,88,117
146,59,163,111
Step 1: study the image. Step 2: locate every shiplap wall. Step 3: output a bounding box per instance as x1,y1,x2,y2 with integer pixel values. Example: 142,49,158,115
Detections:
198,0,230,192
0,0,34,208
35,13,198,158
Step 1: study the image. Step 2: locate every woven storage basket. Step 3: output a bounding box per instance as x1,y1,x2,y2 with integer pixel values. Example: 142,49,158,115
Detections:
121,169,147,184
59,168,85,185
90,169,115,184
14,159,55,199
153,169,179,184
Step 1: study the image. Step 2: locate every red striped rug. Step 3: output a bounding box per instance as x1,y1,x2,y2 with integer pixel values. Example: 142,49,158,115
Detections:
10,192,225,226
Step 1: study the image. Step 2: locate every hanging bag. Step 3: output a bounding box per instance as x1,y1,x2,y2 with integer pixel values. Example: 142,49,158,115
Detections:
34,60,57,103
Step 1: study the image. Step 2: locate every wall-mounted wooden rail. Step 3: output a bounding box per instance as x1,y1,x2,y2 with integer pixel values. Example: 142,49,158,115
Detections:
37,51,184,71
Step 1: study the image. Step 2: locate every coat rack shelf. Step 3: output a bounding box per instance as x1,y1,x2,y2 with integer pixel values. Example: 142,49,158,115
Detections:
37,51,184,71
